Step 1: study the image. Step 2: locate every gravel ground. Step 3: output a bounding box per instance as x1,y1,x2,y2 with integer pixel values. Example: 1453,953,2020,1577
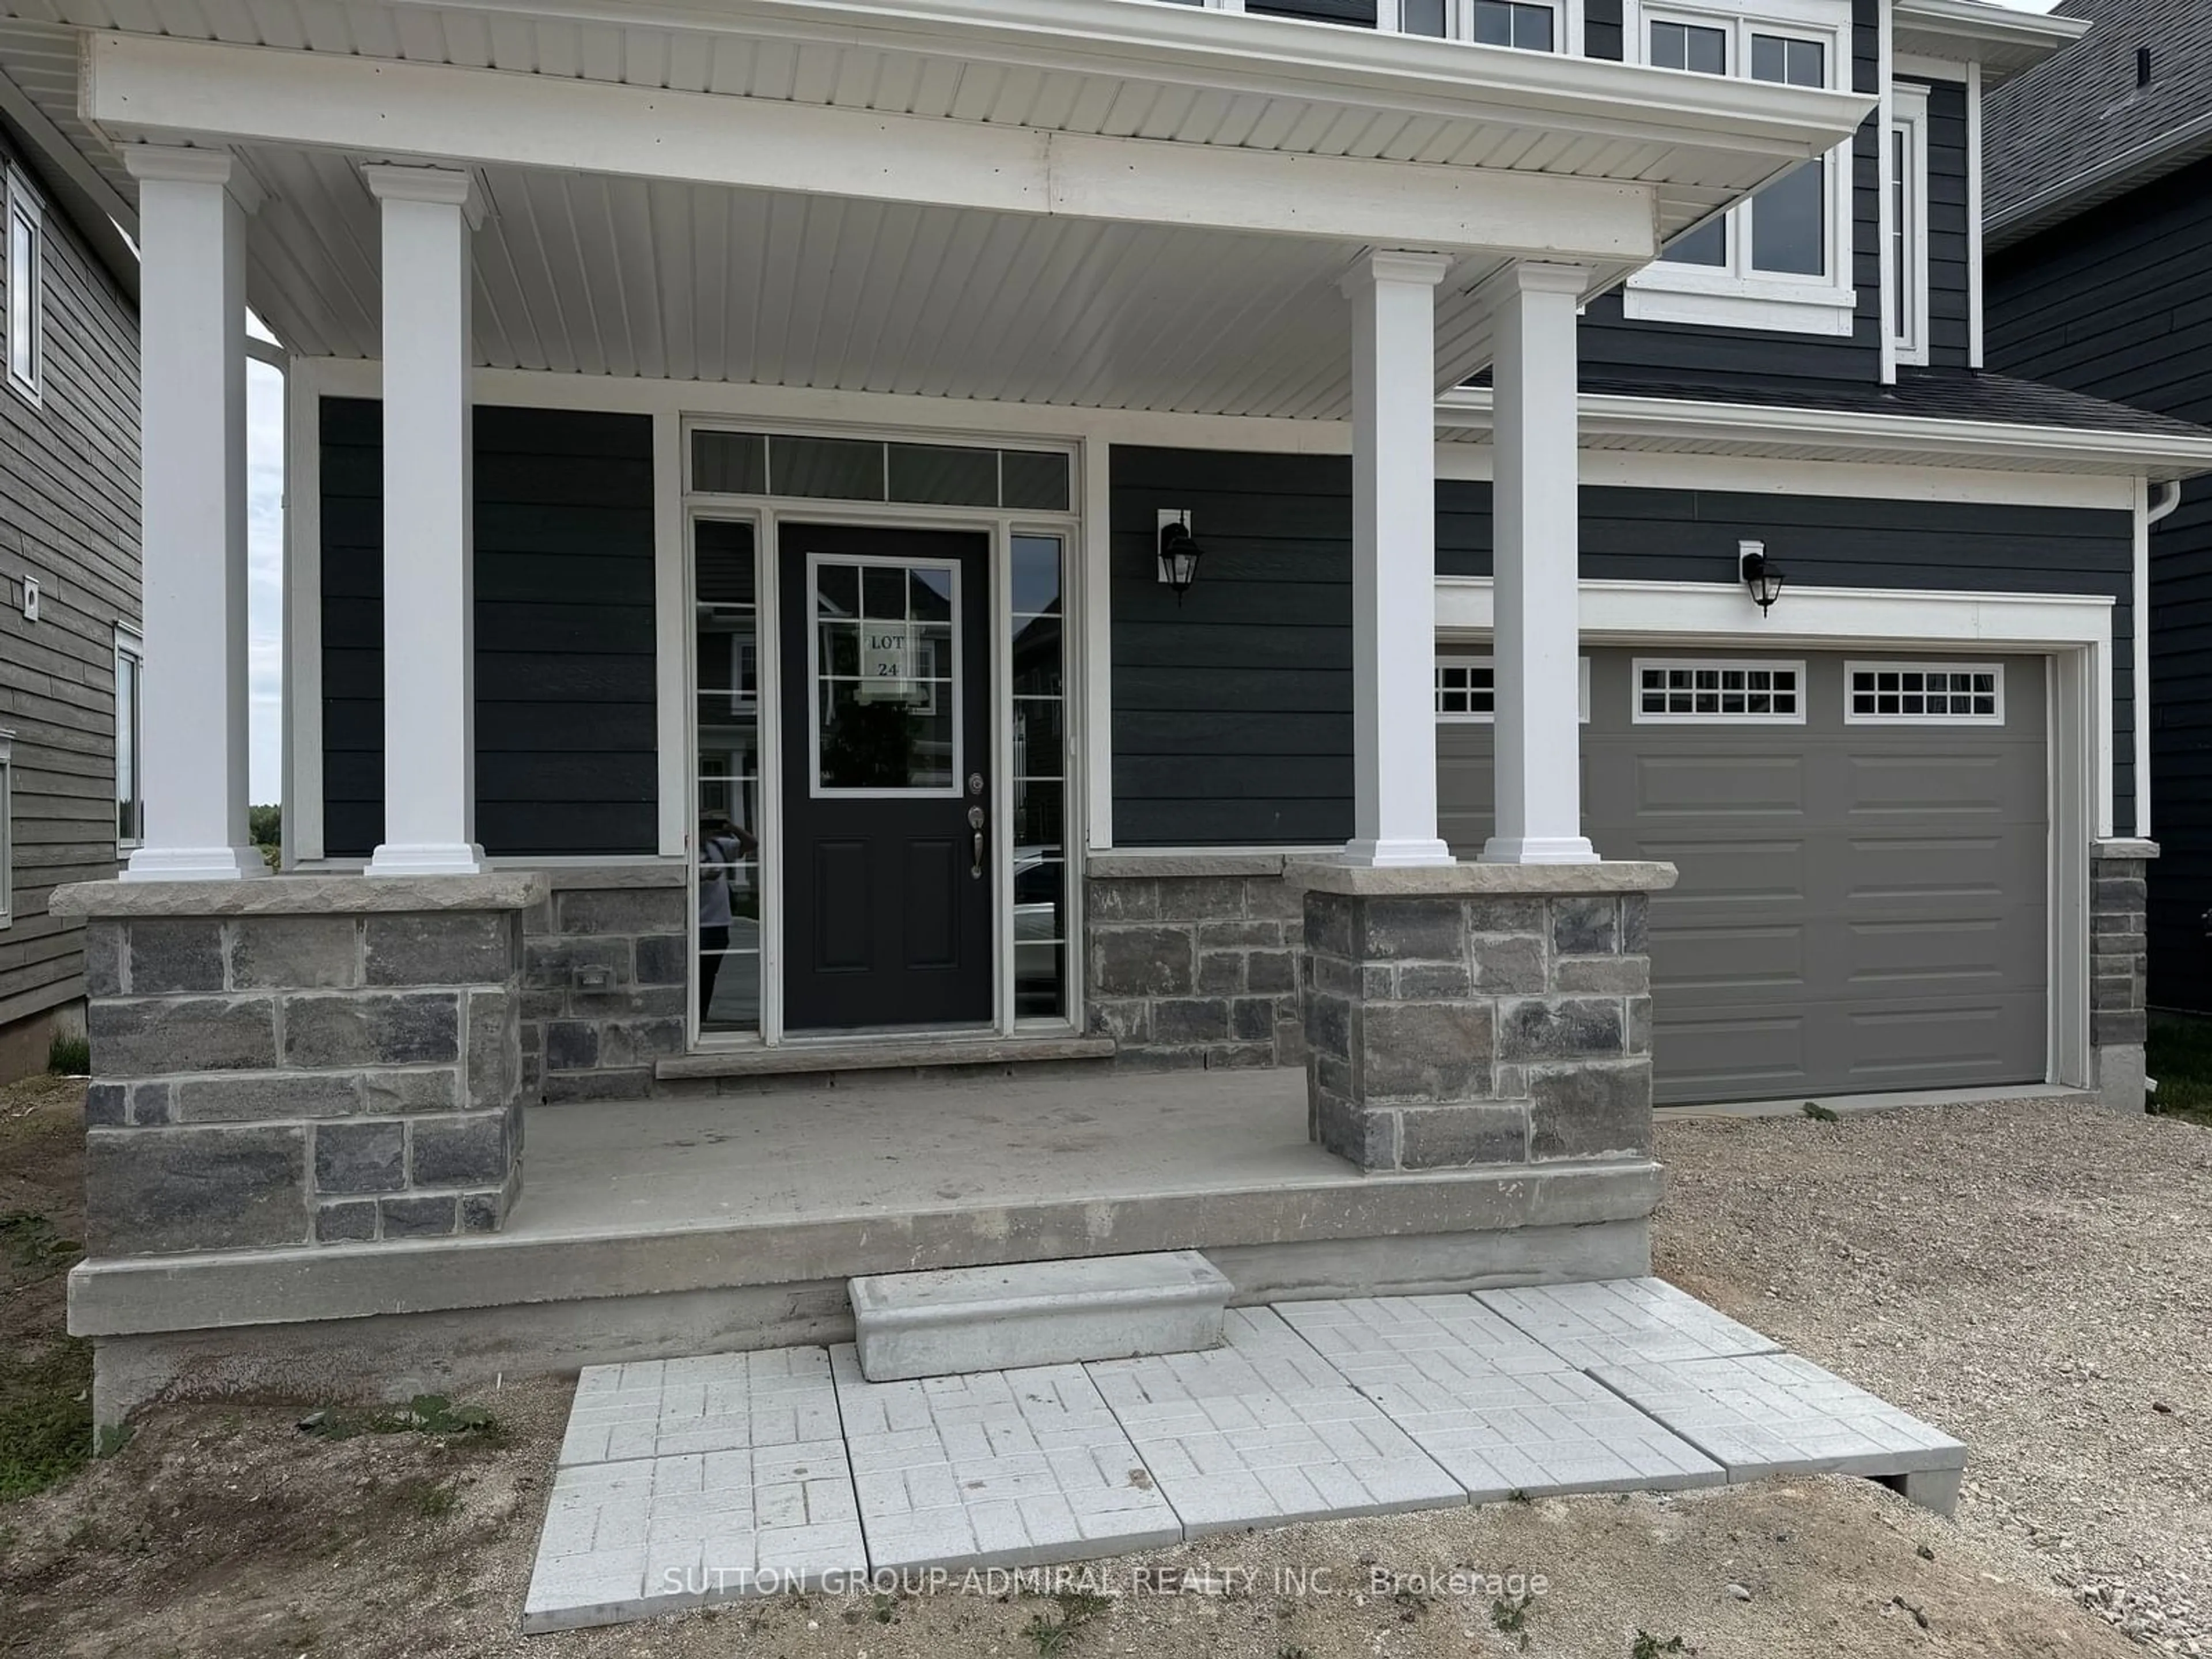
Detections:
1655,1099,2212,1657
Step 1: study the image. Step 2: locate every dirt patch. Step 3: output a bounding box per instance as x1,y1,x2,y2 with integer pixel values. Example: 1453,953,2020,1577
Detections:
0,1081,2194,1657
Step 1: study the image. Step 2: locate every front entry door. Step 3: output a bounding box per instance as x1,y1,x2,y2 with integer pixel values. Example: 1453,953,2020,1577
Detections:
779,523,994,1030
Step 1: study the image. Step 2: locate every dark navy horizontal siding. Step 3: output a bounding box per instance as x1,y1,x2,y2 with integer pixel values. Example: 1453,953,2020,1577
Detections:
1112,446,2134,849
1580,0,1882,397
1110,447,1357,845
320,399,658,859
1920,78,1972,368
1991,155,2212,1009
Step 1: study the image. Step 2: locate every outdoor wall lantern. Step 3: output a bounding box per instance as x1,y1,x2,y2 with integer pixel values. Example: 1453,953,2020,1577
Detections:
1157,510,1205,604
1738,539,1785,615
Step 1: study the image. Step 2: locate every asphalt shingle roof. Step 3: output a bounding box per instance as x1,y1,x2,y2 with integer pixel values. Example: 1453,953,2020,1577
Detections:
1984,0,2212,233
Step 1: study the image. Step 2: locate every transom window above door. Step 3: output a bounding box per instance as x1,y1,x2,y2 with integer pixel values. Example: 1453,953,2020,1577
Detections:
1625,0,1855,337
810,556,961,796
693,429,1070,513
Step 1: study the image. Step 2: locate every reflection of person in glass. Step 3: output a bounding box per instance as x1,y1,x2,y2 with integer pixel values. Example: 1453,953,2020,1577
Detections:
697,813,756,1023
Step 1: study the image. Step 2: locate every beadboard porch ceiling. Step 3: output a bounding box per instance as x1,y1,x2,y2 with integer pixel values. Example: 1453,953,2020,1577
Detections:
238,151,1536,415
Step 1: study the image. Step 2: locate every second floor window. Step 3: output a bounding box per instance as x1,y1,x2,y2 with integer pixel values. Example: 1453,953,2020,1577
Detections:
1619,0,1856,336
115,627,143,849
1650,12,1834,279
1167,0,1573,52
5,168,41,405
1889,82,1931,366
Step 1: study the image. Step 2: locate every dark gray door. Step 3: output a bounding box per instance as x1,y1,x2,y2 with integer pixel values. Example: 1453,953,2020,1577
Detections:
779,523,994,1031
1439,649,2048,1104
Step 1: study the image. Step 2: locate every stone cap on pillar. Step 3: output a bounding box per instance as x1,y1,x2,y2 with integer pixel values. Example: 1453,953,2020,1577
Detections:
1286,859,1677,896
50,872,548,919
2091,839,2160,861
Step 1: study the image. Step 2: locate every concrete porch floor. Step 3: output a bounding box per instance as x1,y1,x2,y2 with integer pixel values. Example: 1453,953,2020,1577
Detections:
512,1067,1361,1241
73,1069,1662,1421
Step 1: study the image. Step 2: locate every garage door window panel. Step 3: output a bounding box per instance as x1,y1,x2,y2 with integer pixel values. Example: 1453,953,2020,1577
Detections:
1633,660,1805,723
1846,662,2004,725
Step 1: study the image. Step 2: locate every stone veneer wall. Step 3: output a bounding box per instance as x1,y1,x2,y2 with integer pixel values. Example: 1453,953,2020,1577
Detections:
2092,839,2156,1113
520,867,689,1104
1083,852,1316,1069
53,875,539,1253
1298,864,1673,1173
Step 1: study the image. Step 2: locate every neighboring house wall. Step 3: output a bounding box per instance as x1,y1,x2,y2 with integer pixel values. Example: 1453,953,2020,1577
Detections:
1110,445,2135,847
0,134,139,1078
320,398,660,859
1990,153,2212,1010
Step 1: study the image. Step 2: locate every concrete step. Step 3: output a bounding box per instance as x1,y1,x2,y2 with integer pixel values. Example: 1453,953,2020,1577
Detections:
850,1250,1233,1381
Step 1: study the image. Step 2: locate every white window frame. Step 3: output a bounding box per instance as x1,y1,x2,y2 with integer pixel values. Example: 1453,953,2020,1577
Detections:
1889,82,1932,368
1435,652,1591,722
1631,657,1808,724
1623,0,1857,337
114,625,144,851
1176,0,1583,51
5,166,43,406
1844,660,2005,726
1381,0,1582,54
0,730,13,929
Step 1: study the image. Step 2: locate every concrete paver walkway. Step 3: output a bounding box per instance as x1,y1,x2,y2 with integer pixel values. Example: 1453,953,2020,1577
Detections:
522,1278,1965,1633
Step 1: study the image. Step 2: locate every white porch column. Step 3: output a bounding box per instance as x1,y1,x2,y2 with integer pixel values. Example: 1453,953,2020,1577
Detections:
363,165,486,877
1483,263,1598,865
1341,249,1454,869
121,147,263,882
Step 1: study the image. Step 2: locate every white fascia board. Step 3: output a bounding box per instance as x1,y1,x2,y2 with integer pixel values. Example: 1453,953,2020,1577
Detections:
1436,387,2212,482
1435,575,2113,652
1891,0,2087,85
384,0,1872,163
84,34,1655,261
1437,442,2138,510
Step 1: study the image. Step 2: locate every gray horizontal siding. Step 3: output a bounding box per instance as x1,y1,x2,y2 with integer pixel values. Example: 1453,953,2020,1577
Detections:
320,398,658,859
0,130,140,1037
1990,156,2212,1010
1579,0,1883,397
1110,446,2134,849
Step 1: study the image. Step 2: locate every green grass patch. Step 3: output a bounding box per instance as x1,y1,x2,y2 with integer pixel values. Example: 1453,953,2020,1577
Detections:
0,1335,96,1502
44,1033,90,1076
296,1393,504,1445
2147,1012,2212,1127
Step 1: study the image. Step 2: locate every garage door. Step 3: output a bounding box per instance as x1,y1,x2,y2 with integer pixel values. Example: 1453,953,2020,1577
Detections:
1438,649,2048,1105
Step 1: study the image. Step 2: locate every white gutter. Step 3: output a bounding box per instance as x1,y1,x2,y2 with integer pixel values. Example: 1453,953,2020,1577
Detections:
1436,388,2212,482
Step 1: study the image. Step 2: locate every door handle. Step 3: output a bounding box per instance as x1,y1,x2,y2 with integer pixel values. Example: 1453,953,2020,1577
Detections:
968,806,986,878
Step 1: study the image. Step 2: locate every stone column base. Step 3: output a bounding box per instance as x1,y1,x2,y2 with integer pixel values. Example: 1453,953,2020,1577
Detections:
52,874,542,1254
1293,859,1678,1173
2092,839,2156,1115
